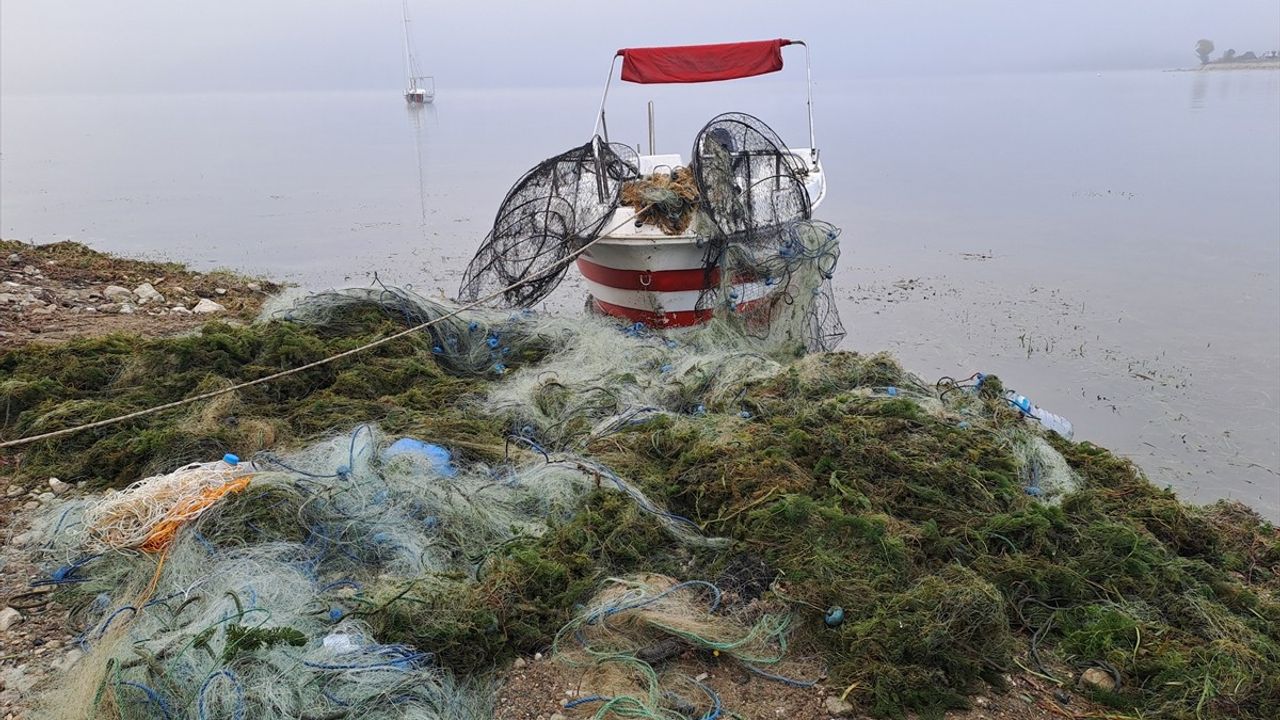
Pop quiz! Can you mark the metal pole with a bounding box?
[591,55,621,142]
[791,40,817,160]
[647,100,655,155]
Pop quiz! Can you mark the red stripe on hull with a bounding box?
[577,258,717,292]
[591,296,770,328]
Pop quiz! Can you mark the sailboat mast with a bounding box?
[401,0,415,89]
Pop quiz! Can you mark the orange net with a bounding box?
[137,475,251,553]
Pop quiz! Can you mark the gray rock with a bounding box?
[824,695,855,717]
[103,285,133,301]
[247,282,262,292]
[133,282,165,305]
[215,287,228,295]
[22,265,37,274]
[6,252,20,263]
[117,302,138,315]
[22,500,39,511]
[10,532,32,548]
[52,649,85,673]
[192,298,226,314]
[171,305,192,316]
[513,657,526,669]
[0,607,22,632]
[5,484,24,498]
[48,477,70,494]
[1,664,36,693]
[0,293,16,304]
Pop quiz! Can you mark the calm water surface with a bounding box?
[3,70,1278,517]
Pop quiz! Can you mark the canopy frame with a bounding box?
[590,40,816,159]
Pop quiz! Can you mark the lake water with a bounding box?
[3,70,1278,518]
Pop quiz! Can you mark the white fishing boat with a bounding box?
[578,39,825,327]
[401,0,434,104]
[458,38,842,349]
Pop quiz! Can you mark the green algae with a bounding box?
[3,319,1277,719]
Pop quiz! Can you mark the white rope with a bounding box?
[0,207,649,450]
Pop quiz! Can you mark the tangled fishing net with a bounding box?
[549,574,813,719]
[28,423,727,720]
[83,459,250,553]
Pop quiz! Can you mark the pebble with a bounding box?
[51,649,84,674]
[117,302,138,315]
[1080,667,1117,692]
[513,657,526,669]
[6,252,20,263]
[133,282,165,305]
[215,287,228,295]
[247,282,261,292]
[824,695,854,717]
[22,501,39,511]
[192,298,227,314]
[103,285,133,301]
[48,477,70,494]
[5,485,23,499]
[0,607,22,632]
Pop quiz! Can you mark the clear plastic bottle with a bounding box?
[1004,391,1074,440]
[1030,407,1074,440]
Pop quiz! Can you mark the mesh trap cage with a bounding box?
[457,140,640,308]
[689,113,844,352]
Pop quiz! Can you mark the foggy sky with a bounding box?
[2,1,1279,95]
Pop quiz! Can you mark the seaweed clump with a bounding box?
[3,306,1278,719]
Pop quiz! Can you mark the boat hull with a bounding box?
[579,206,778,328]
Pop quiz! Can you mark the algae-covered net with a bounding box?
[9,288,1279,718]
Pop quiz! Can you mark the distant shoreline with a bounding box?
[1168,59,1280,72]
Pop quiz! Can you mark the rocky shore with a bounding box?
[0,240,278,349]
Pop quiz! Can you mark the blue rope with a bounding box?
[563,694,610,709]
[197,670,246,720]
[692,679,723,720]
[117,681,174,720]
[95,605,138,638]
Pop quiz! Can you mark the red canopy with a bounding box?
[618,39,793,84]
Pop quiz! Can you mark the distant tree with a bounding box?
[1223,49,1237,62]
[1240,51,1257,60]
[1196,39,1214,64]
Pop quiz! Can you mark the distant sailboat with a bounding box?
[402,0,434,104]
